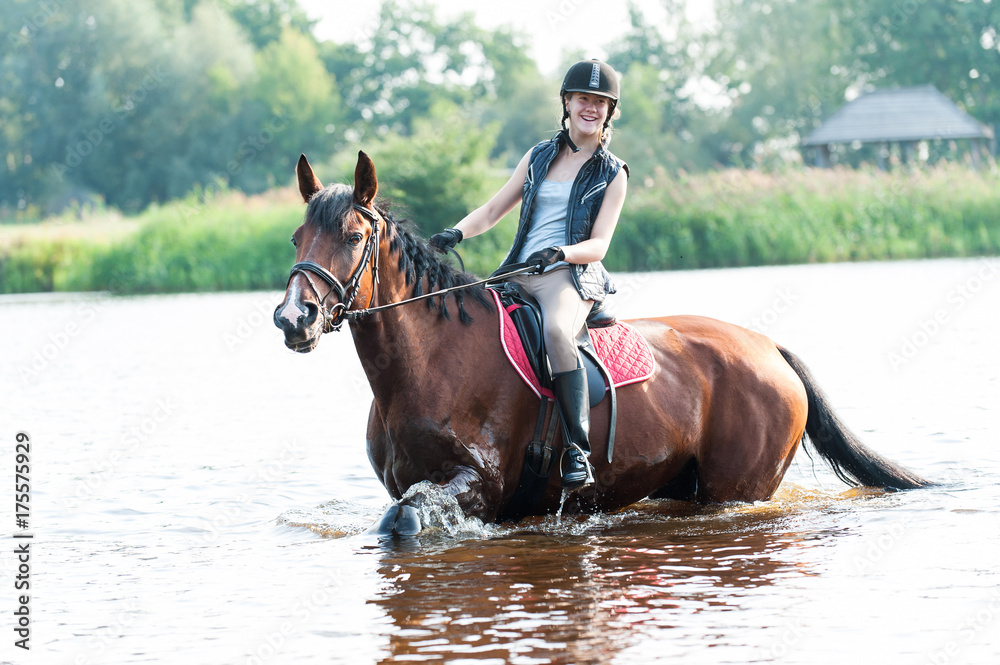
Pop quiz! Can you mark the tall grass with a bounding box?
[0,189,303,294]
[85,193,303,294]
[1,166,997,295]
[606,165,1000,271]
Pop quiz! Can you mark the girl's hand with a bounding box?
[429,228,463,253]
[525,246,565,272]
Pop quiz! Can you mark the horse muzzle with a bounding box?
[273,297,323,352]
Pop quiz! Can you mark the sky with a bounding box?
[297,0,712,76]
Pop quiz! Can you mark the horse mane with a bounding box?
[307,185,492,324]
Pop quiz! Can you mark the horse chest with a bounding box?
[370,415,492,492]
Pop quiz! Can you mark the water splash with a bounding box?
[556,488,571,523]
[394,481,495,539]
[280,481,892,542]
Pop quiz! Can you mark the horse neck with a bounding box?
[348,243,493,402]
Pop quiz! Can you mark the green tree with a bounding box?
[333,100,499,234]
[1,0,192,212]
[848,0,1000,131]
[231,28,342,193]
[477,25,553,164]
[604,2,723,174]
[0,0,343,214]
[318,0,541,146]
[700,0,999,167]
[220,0,316,49]
[703,0,856,167]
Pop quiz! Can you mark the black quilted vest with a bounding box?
[497,134,628,303]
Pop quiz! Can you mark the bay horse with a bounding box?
[273,151,929,534]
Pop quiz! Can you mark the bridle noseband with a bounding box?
[286,203,381,332]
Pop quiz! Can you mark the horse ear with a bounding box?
[353,150,378,207]
[296,154,323,203]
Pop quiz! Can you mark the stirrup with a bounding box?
[559,444,594,491]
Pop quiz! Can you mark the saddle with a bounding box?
[492,282,618,406]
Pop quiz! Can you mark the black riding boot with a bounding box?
[553,367,594,491]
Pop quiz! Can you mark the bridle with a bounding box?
[286,203,382,333]
[285,202,539,334]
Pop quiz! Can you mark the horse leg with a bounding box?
[373,503,422,536]
[650,457,700,501]
[373,464,496,536]
[366,402,506,535]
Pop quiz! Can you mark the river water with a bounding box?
[1,257,998,665]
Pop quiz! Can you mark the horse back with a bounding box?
[627,314,799,376]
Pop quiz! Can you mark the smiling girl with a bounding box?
[430,59,629,491]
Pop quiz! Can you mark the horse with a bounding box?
[273,150,930,534]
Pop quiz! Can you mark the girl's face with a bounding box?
[565,92,611,136]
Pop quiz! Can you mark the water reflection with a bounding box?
[370,500,825,664]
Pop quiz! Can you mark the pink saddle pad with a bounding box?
[490,290,655,399]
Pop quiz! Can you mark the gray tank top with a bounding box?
[517,179,572,269]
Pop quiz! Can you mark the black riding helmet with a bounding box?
[559,59,620,150]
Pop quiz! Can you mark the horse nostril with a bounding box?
[303,301,319,327]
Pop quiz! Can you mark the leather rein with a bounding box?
[286,203,536,333]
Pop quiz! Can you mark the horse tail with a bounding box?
[777,345,932,490]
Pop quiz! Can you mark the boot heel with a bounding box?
[560,444,594,491]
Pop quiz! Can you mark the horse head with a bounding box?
[273,151,381,352]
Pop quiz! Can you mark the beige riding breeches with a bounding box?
[509,266,593,375]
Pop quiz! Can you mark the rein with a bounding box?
[341,263,537,322]
[286,203,537,333]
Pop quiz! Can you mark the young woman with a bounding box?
[430,59,629,491]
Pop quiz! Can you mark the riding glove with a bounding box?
[525,246,566,272]
[429,227,463,253]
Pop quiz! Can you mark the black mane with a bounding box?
[306,186,492,324]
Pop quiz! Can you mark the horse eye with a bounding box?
[290,237,297,247]
[348,233,364,246]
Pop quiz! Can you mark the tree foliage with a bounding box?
[705,0,1000,166]
[330,100,500,233]
[1,0,542,218]
[848,0,1000,127]
[2,0,997,219]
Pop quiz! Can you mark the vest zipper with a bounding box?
[580,181,607,204]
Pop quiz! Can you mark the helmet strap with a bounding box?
[562,116,580,152]
[560,100,581,153]
[562,128,581,153]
